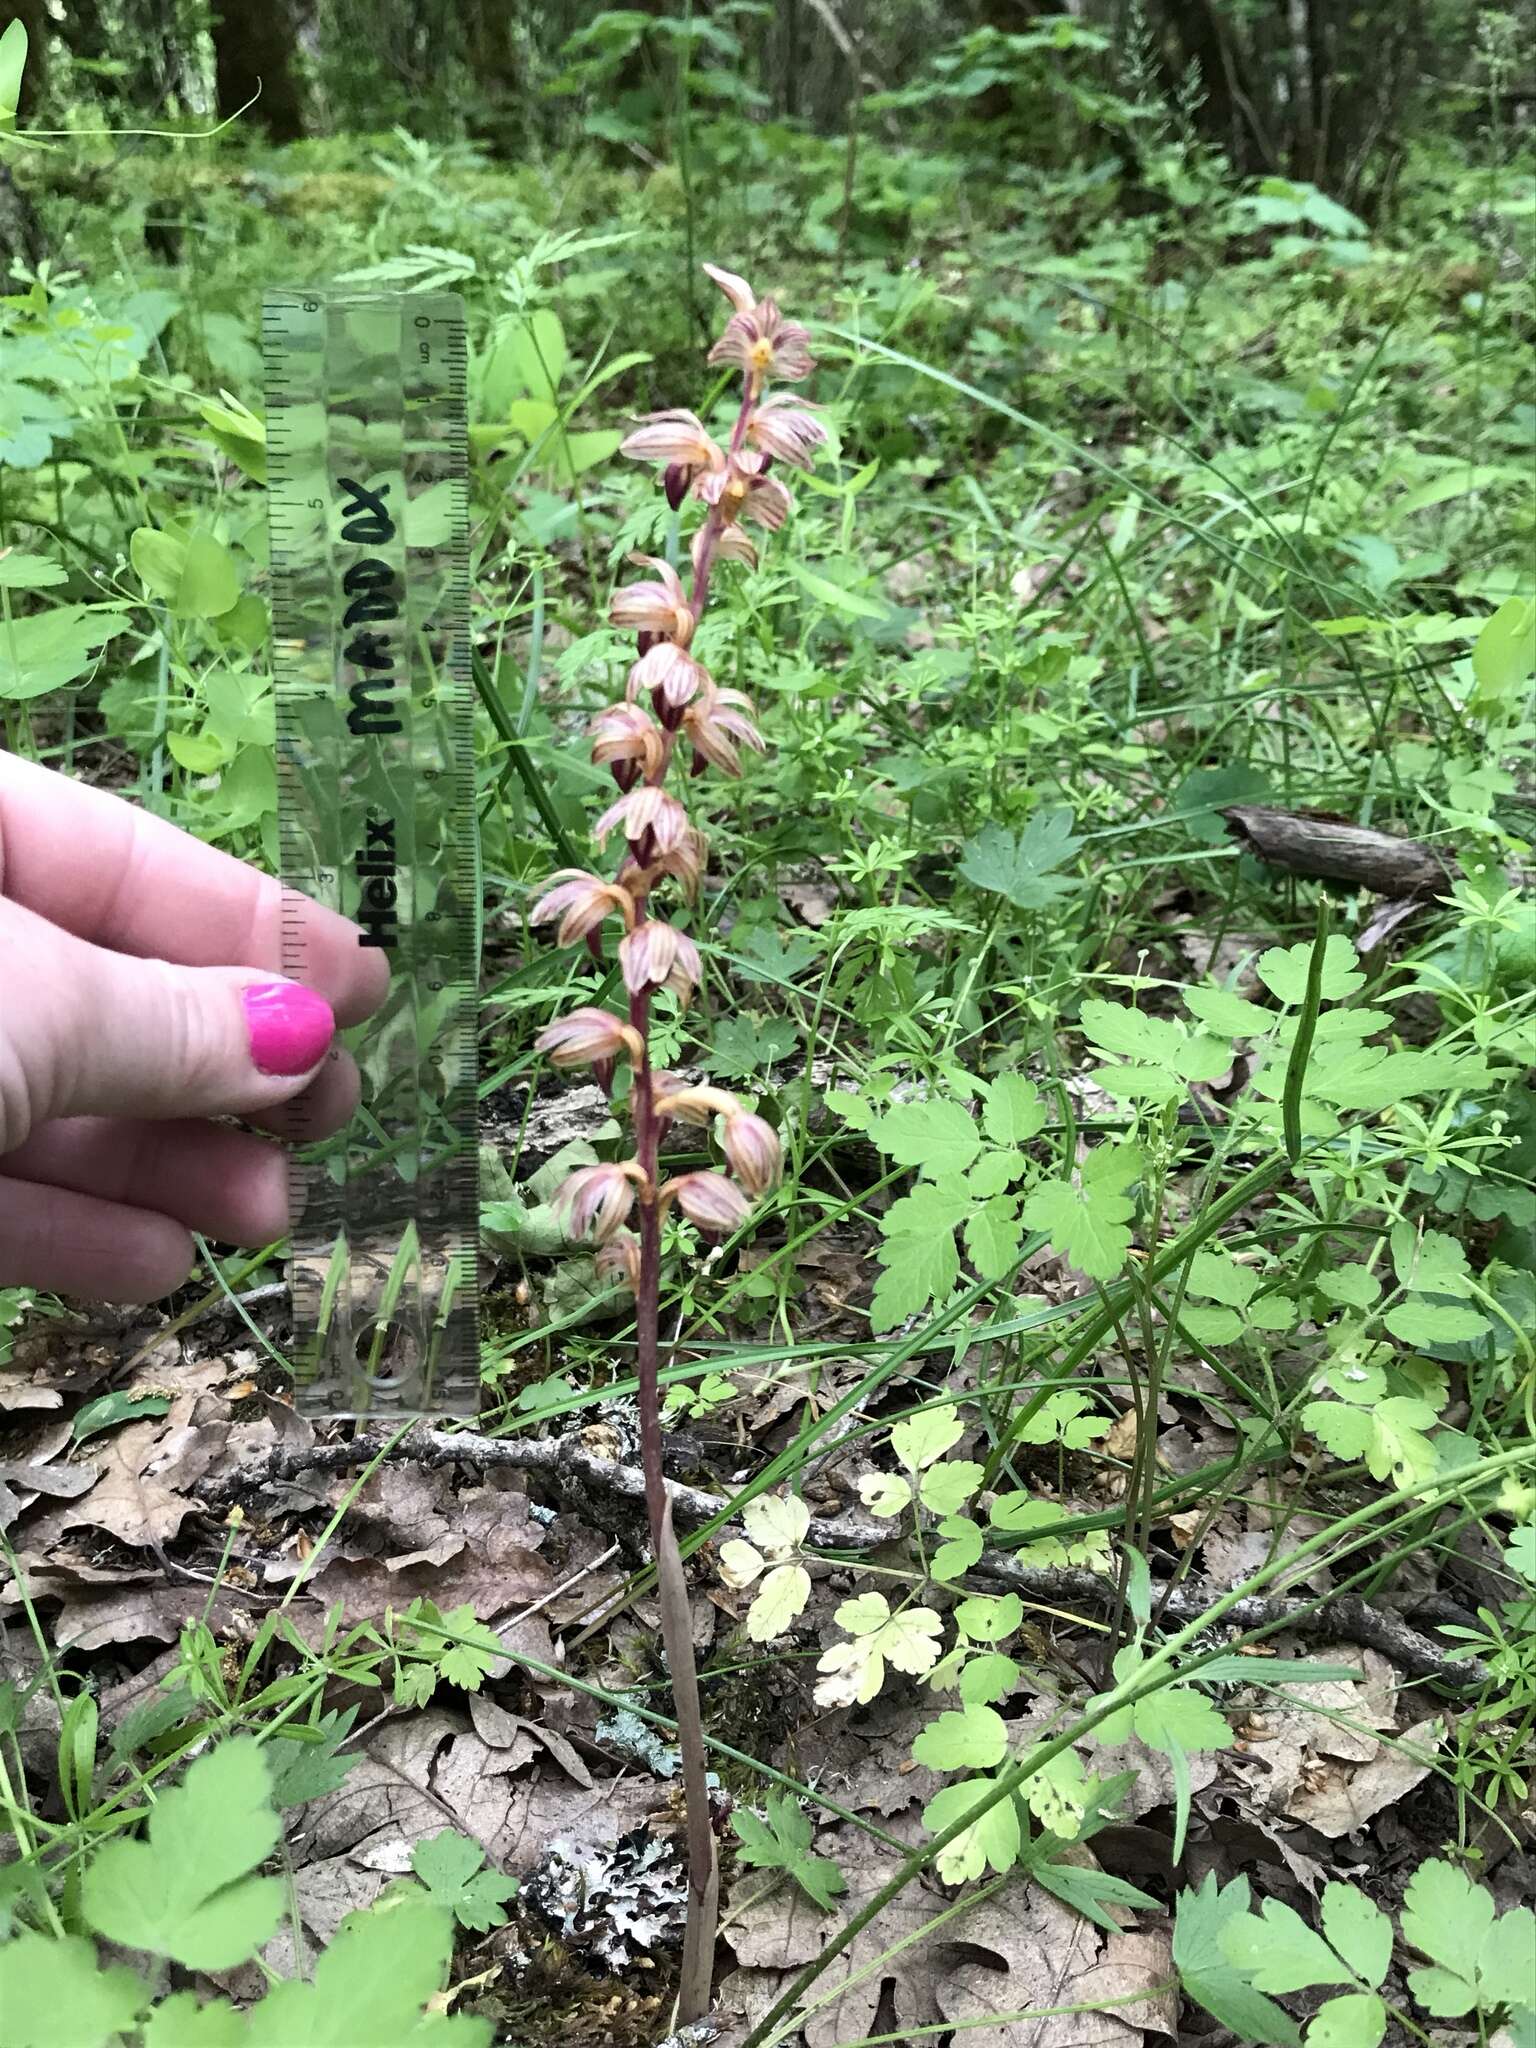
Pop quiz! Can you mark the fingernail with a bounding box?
[242,981,335,1077]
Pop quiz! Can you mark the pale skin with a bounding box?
[0,755,388,1302]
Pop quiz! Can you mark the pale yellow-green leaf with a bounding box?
[878,1604,945,1675]
[743,1491,811,1561]
[718,1539,764,1590]
[891,1404,965,1472]
[835,1590,892,1636]
[814,1636,882,1708]
[746,1563,811,1642]
[858,1472,912,1517]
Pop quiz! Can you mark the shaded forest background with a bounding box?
[7,0,1533,214]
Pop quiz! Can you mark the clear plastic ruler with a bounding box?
[262,290,479,1417]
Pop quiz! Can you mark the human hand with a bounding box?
[0,755,388,1302]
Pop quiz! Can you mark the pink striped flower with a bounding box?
[609,556,695,643]
[619,409,723,470]
[627,639,707,712]
[536,1006,643,1070]
[693,522,757,576]
[530,869,634,946]
[747,396,827,469]
[555,1162,640,1243]
[724,1111,782,1195]
[685,685,764,778]
[620,409,726,511]
[647,824,709,901]
[740,473,793,532]
[665,1171,752,1236]
[593,782,690,853]
[618,920,702,1001]
[703,262,756,314]
[708,297,814,386]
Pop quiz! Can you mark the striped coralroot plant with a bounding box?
[530,263,826,2022]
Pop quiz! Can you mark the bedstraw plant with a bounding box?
[530,263,826,2022]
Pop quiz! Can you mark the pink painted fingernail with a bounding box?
[242,981,335,1077]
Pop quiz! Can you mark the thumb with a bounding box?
[0,899,336,1150]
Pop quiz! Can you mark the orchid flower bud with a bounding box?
[694,522,757,576]
[593,782,690,853]
[609,555,695,643]
[702,262,756,313]
[648,825,708,901]
[530,869,634,947]
[555,1161,642,1243]
[536,1007,643,1070]
[590,701,666,784]
[740,473,793,532]
[619,409,724,472]
[596,1233,642,1292]
[724,1111,782,1195]
[663,1171,752,1236]
[656,1084,743,1127]
[627,639,707,713]
[685,685,764,778]
[619,920,702,1002]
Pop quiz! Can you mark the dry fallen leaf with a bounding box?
[933,1890,1142,2048]
[1285,1717,1444,1837]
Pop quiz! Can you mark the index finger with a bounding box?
[0,755,390,1026]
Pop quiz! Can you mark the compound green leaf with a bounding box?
[982,1072,1045,1145]
[1174,1875,1302,2048]
[892,1405,965,1472]
[141,1992,243,2047]
[1221,1896,1354,1993]
[1306,1991,1387,2048]
[1320,1884,1391,1989]
[243,1900,490,2046]
[1022,1142,1141,1281]
[1134,1686,1234,1754]
[913,1702,1008,1770]
[0,605,132,700]
[0,1932,144,2048]
[874,1098,981,1176]
[1186,1249,1261,1307]
[1256,935,1364,1006]
[957,809,1081,910]
[918,1459,984,1514]
[409,1831,516,1933]
[931,1513,985,1580]
[732,1794,846,1911]
[81,1738,282,1970]
[922,1775,1022,1884]
[1383,1300,1490,1347]
[0,549,67,589]
[958,1652,1019,1705]
[964,1193,1023,1278]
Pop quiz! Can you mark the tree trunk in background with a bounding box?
[212,0,305,140]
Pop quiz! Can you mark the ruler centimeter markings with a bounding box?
[263,290,479,1418]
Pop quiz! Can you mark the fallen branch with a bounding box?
[206,1428,1488,1687]
[1220,804,1455,898]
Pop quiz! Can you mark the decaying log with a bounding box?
[208,1427,1488,1688]
[1221,805,1456,898]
